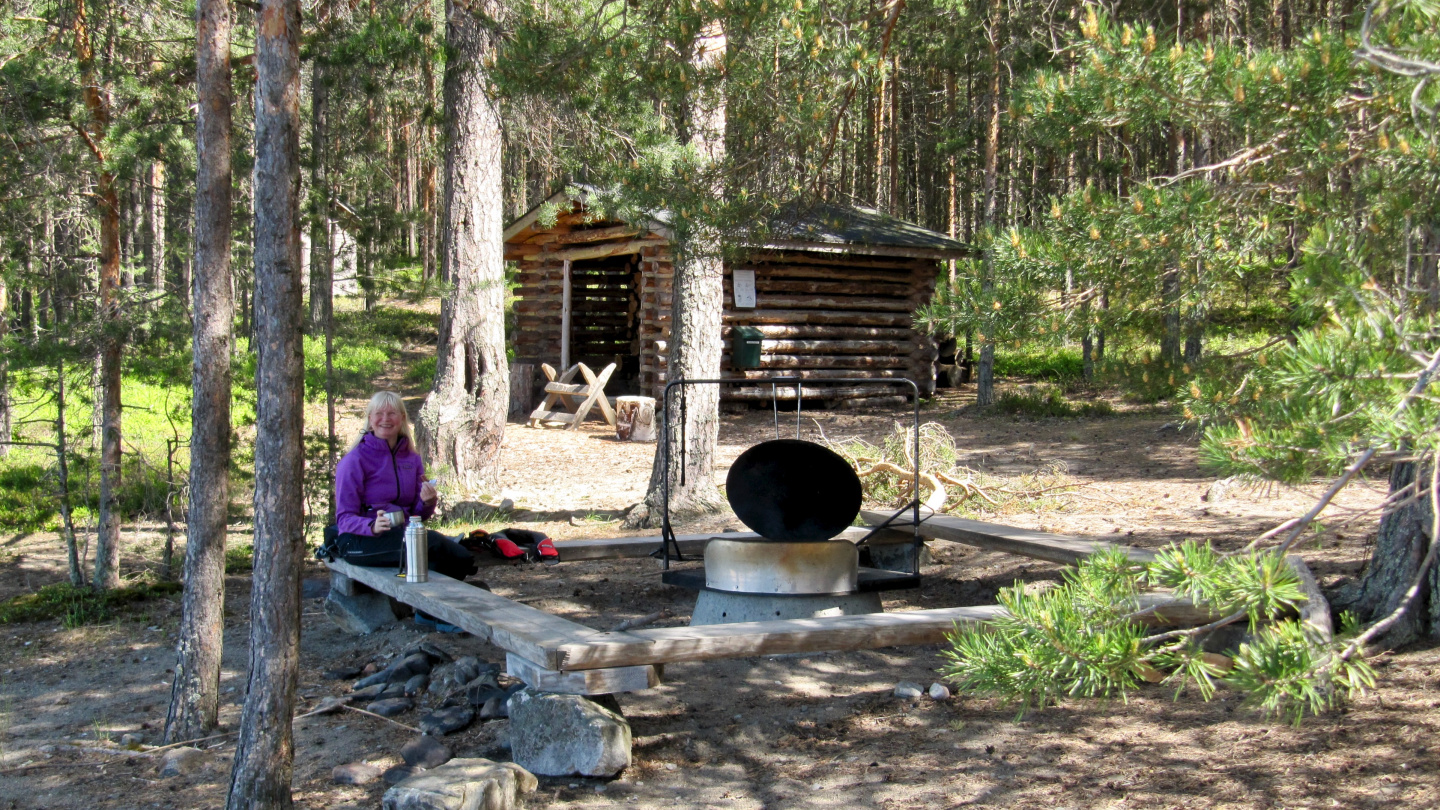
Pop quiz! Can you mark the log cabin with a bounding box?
[504,189,970,405]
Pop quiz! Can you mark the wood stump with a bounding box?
[509,362,535,417]
[615,396,656,442]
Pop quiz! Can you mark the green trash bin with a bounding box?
[732,326,764,369]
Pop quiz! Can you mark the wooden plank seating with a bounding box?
[863,510,1158,565]
[323,513,1208,693]
[528,361,618,429]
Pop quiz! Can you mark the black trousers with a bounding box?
[335,528,478,581]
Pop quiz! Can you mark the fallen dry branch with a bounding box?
[341,704,422,734]
[612,609,672,632]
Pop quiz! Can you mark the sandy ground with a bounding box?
[0,386,1435,808]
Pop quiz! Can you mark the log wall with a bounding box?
[511,218,939,405]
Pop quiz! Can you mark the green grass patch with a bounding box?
[0,581,182,628]
[225,544,254,574]
[0,464,59,531]
[993,384,1114,419]
[994,344,1085,384]
[405,356,438,388]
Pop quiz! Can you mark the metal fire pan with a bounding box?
[724,439,862,542]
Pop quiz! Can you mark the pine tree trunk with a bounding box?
[54,363,84,587]
[1335,461,1440,648]
[71,0,125,590]
[1160,267,1182,365]
[416,0,508,492]
[0,272,9,458]
[150,158,167,297]
[167,0,232,744]
[630,22,728,529]
[975,0,1002,408]
[226,0,304,805]
[307,29,331,332]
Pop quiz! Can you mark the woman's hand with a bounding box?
[373,512,393,534]
[420,480,439,505]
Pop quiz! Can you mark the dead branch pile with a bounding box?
[819,421,1078,516]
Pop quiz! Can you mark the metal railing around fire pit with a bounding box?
[657,376,926,575]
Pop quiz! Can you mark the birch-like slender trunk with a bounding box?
[226,0,305,805]
[167,0,233,745]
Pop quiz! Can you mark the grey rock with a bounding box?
[355,653,435,691]
[453,656,483,683]
[464,676,502,706]
[367,698,414,717]
[325,591,398,635]
[382,758,537,810]
[507,689,632,777]
[402,735,453,768]
[354,669,392,690]
[893,682,924,699]
[404,673,430,697]
[384,764,425,785]
[120,732,144,747]
[479,695,508,720]
[158,747,206,778]
[428,657,488,695]
[427,663,461,695]
[396,653,436,678]
[324,665,364,681]
[418,706,474,736]
[350,682,387,701]
[333,762,384,785]
[402,641,454,665]
[380,682,408,701]
[928,682,951,700]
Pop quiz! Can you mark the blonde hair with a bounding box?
[351,390,414,451]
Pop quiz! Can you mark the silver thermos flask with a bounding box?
[404,516,428,583]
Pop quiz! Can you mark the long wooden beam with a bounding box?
[554,605,1007,670]
[863,511,1157,565]
[327,560,644,669]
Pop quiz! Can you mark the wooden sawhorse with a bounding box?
[527,362,617,429]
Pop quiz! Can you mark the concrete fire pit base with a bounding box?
[690,590,883,625]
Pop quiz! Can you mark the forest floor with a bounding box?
[2,331,1439,808]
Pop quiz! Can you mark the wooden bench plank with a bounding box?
[326,560,644,669]
[552,591,1215,670]
[863,511,1156,565]
[505,653,660,695]
[555,605,1007,670]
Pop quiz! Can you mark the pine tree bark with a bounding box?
[226,0,304,805]
[73,0,125,591]
[416,0,508,491]
[975,0,1002,408]
[1335,461,1440,647]
[150,158,167,297]
[307,19,331,332]
[0,272,9,458]
[630,22,728,529]
[167,0,232,745]
[54,363,84,586]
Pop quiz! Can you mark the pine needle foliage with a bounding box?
[942,545,1376,723]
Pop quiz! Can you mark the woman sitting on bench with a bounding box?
[333,391,478,628]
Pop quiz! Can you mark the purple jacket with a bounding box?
[335,432,435,536]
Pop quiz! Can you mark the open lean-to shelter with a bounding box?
[504,189,971,405]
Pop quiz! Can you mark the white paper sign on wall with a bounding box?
[733,269,757,308]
